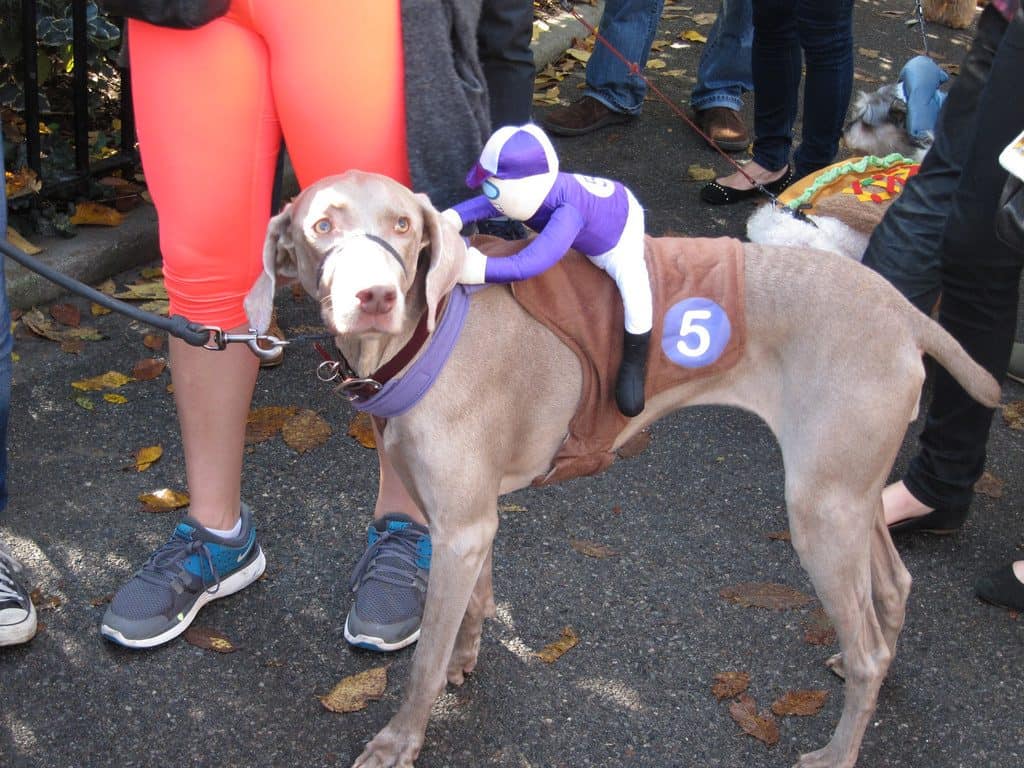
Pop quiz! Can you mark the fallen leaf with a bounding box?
[103,393,128,404]
[974,471,1004,499]
[143,333,165,351]
[139,488,190,512]
[565,47,591,63]
[570,539,617,558]
[22,309,103,343]
[766,530,791,542]
[711,671,750,700]
[687,164,717,181]
[6,225,42,254]
[95,279,117,296]
[691,12,718,25]
[647,58,667,69]
[535,626,579,663]
[802,606,836,646]
[616,428,651,459]
[5,166,41,198]
[857,47,880,59]
[70,201,123,227]
[771,689,828,717]
[498,502,528,513]
[132,357,166,381]
[29,588,61,610]
[138,299,170,316]
[74,396,94,410]
[49,303,81,327]
[1002,401,1024,431]
[140,266,164,280]
[719,582,815,610]
[282,409,332,453]
[728,693,780,746]
[60,339,84,355]
[245,405,298,444]
[348,411,377,449]
[184,625,238,653]
[89,593,112,607]
[134,445,163,472]
[680,29,707,43]
[71,370,132,391]
[320,666,388,713]
[114,282,168,302]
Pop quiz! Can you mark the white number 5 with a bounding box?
[676,309,712,358]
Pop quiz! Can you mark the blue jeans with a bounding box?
[583,0,665,115]
[690,0,753,112]
[750,0,853,178]
[862,6,1024,512]
[0,141,11,516]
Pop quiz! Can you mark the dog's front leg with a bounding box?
[352,516,498,768]
[448,544,496,685]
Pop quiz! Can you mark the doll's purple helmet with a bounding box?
[466,123,560,188]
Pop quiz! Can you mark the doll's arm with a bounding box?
[445,195,500,230]
[461,205,585,284]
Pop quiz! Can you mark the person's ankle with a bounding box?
[882,481,933,526]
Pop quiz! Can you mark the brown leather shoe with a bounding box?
[540,96,633,137]
[694,107,750,152]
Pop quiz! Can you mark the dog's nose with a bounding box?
[356,286,397,316]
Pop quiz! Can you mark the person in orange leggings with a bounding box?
[99,0,489,651]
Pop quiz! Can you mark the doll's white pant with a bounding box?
[589,189,652,334]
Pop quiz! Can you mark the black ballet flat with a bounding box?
[974,563,1024,612]
[887,506,969,536]
[700,165,795,205]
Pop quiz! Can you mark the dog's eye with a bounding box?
[395,216,410,234]
[313,218,332,234]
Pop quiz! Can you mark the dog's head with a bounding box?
[244,170,466,338]
[843,84,931,162]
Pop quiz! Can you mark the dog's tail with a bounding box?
[910,311,1002,408]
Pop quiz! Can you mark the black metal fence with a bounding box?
[13,0,136,197]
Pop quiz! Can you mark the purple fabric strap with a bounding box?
[351,283,476,418]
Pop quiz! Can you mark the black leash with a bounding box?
[0,237,293,359]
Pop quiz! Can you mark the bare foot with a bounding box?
[715,160,788,191]
[881,480,934,526]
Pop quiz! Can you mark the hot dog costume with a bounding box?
[446,123,652,416]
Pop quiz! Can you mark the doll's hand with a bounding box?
[441,208,462,231]
[459,246,488,284]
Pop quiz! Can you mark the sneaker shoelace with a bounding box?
[0,546,29,608]
[137,534,222,596]
[349,527,425,592]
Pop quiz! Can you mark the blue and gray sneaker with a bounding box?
[100,503,266,649]
[0,543,37,647]
[344,513,431,652]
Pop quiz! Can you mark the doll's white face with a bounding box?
[482,172,557,220]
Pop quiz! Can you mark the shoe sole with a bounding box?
[99,547,266,649]
[1007,371,1024,385]
[343,615,420,652]
[0,601,38,646]
[705,136,750,153]
[541,113,633,137]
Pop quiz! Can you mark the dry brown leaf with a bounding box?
[29,588,62,611]
[7,225,42,255]
[320,666,388,713]
[719,582,814,610]
[687,164,717,181]
[282,409,332,453]
[1002,400,1024,431]
[70,201,123,227]
[95,279,117,296]
[140,266,164,280]
[143,333,166,351]
[802,606,836,647]
[104,393,128,404]
[647,58,667,69]
[89,593,112,607]
[132,357,167,381]
[49,303,81,327]
[766,530,791,541]
[139,488,190,512]
[857,47,880,59]
[771,689,828,717]
[691,12,718,25]
[974,471,1004,499]
[114,282,168,302]
[348,411,377,449]
[60,338,84,355]
[570,539,617,559]
[535,626,579,663]
[711,671,750,701]
[498,502,528,513]
[616,428,651,459]
[134,445,163,472]
[680,29,707,43]
[728,693,780,746]
[22,309,102,343]
[245,405,298,444]
[5,166,41,199]
[184,625,238,654]
[71,370,132,391]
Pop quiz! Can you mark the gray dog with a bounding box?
[244,171,1000,768]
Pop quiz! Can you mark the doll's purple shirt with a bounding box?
[451,173,630,282]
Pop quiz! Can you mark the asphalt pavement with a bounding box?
[2,2,1022,767]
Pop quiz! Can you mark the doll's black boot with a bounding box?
[615,330,650,417]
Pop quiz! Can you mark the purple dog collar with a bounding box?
[350,284,476,418]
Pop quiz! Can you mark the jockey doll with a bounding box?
[443,123,652,417]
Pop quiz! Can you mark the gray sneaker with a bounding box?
[344,513,431,651]
[1008,342,1024,385]
[100,503,266,649]
[0,543,37,647]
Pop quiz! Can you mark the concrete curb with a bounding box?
[3,2,601,310]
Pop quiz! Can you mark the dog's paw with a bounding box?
[447,640,481,686]
[825,652,846,680]
[795,743,858,768]
[352,727,421,768]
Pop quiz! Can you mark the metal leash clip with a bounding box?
[337,377,383,401]
[201,327,290,361]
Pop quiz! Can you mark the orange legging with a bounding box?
[129,1,411,328]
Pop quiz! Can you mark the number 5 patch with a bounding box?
[661,297,731,368]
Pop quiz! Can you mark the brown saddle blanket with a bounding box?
[473,234,747,485]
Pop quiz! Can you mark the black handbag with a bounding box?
[99,0,230,29]
[996,175,1024,255]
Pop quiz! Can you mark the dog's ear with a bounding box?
[244,204,297,332]
[417,192,466,332]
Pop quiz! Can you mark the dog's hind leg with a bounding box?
[448,544,497,685]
